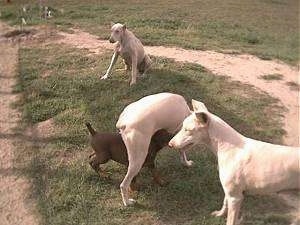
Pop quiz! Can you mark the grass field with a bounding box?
[1,0,297,224]
[0,0,299,64]
[12,43,290,225]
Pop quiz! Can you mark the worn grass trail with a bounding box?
[0,22,39,225]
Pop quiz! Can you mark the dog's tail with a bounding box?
[86,122,96,136]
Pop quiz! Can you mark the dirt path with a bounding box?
[56,29,299,147]
[0,22,39,225]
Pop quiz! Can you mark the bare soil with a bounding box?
[0,22,39,225]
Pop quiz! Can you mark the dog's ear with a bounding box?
[191,99,208,112]
[195,112,209,127]
[122,24,127,31]
[110,22,115,27]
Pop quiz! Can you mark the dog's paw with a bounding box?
[185,160,194,167]
[211,209,226,217]
[100,74,108,80]
[123,198,136,206]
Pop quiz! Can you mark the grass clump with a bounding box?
[259,74,284,81]
[286,81,299,91]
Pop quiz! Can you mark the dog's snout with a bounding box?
[168,141,174,148]
[109,37,115,43]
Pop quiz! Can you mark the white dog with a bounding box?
[116,93,193,206]
[101,23,151,86]
[169,99,300,225]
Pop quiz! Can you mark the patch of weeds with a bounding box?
[2,28,35,38]
[0,11,14,19]
[286,81,299,91]
[131,18,184,30]
[244,33,261,44]
[259,74,284,81]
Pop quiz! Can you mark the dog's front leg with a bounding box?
[101,52,119,79]
[180,150,194,167]
[211,196,227,217]
[226,195,243,225]
[130,55,138,86]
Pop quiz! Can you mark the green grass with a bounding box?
[259,73,284,81]
[13,44,290,225]
[1,0,299,64]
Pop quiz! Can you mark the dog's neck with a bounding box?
[208,114,245,154]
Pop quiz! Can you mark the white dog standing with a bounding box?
[101,23,151,86]
[116,93,193,206]
[169,99,300,225]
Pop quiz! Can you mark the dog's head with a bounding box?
[169,100,210,149]
[109,22,126,43]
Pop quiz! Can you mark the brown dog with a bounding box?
[86,122,173,188]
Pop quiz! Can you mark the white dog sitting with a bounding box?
[116,92,193,206]
[169,99,300,225]
[101,23,151,86]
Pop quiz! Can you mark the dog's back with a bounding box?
[116,93,191,134]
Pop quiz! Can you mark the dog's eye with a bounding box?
[115,30,119,33]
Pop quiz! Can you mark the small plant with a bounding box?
[259,74,283,81]
[245,33,260,44]
[286,81,299,91]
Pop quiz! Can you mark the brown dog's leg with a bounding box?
[89,156,109,178]
[89,156,99,172]
[148,164,166,186]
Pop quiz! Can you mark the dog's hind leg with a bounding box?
[138,55,151,77]
[89,157,100,173]
[89,155,109,178]
[211,196,227,217]
[142,55,151,76]
[120,130,150,206]
[130,56,138,86]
